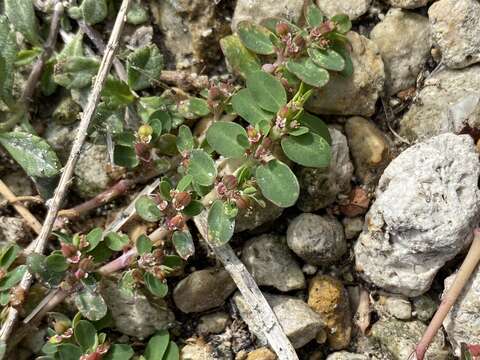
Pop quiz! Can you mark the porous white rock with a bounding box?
[316,0,371,20]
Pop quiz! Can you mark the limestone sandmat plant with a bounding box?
[0,1,357,359]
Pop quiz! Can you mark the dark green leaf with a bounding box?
[163,255,183,269]
[105,232,130,251]
[127,45,164,91]
[81,0,108,25]
[54,56,99,89]
[15,48,42,66]
[135,195,162,222]
[187,149,216,186]
[332,14,352,34]
[207,200,235,246]
[27,253,63,285]
[281,132,331,168]
[308,48,345,71]
[172,230,194,260]
[0,132,61,178]
[176,125,194,153]
[113,145,139,169]
[55,344,83,360]
[57,32,84,60]
[220,35,261,78]
[255,160,299,207]
[331,44,353,77]
[231,89,273,126]
[206,122,249,158]
[0,291,8,306]
[164,342,180,360]
[182,200,203,217]
[86,227,103,252]
[127,2,149,25]
[136,234,153,255]
[176,175,193,192]
[0,244,20,270]
[102,78,135,107]
[45,254,69,273]
[237,21,275,55]
[298,112,331,144]
[286,58,330,88]
[305,4,324,27]
[143,272,168,298]
[288,126,309,136]
[246,71,286,113]
[5,0,40,45]
[144,331,170,360]
[74,288,108,321]
[159,180,173,201]
[0,265,27,291]
[104,344,134,360]
[74,320,97,352]
[0,16,17,105]
[178,98,210,119]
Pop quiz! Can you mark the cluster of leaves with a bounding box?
[41,312,178,360]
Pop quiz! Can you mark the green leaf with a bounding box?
[0,244,20,270]
[126,2,149,25]
[74,288,108,321]
[0,16,17,105]
[176,125,194,153]
[86,227,103,252]
[231,89,273,126]
[74,320,98,352]
[176,175,193,192]
[0,132,61,178]
[207,200,235,246]
[256,160,299,207]
[172,230,194,260]
[54,56,99,89]
[164,342,180,360]
[15,47,42,66]
[182,200,203,217]
[332,44,353,77]
[135,195,162,222]
[288,126,310,136]
[0,265,27,291]
[206,122,249,158]
[127,45,164,91]
[281,132,331,168]
[246,71,286,113]
[305,4,324,27]
[58,32,84,60]
[80,0,108,25]
[178,98,210,119]
[55,344,83,360]
[144,331,170,360]
[45,254,69,273]
[143,272,168,298]
[332,14,352,34]
[220,35,261,78]
[159,180,173,201]
[187,149,216,187]
[5,0,40,45]
[104,344,134,360]
[308,48,345,72]
[298,112,331,145]
[286,58,330,88]
[237,21,275,55]
[136,234,153,255]
[113,145,139,169]
[105,232,130,251]
[102,78,135,107]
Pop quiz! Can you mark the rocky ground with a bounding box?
[2,0,480,359]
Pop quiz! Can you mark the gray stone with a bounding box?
[0,217,28,244]
[242,234,305,291]
[44,123,76,163]
[101,279,174,339]
[233,292,324,349]
[370,9,431,95]
[429,0,480,69]
[345,117,391,185]
[297,128,353,212]
[399,66,480,141]
[383,295,412,320]
[443,266,480,356]
[326,352,369,360]
[287,213,346,266]
[232,0,304,30]
[413,295,437,322]
[381,0,430,8]
[235,199,283,233]
[342,217,364,240]
[354,134,480,296]
[173,268,236,313]
[73,143,113,199]
[316,0,371,20]
[197,312,230,335]
[371,318,448,360]
[306,32,385,117]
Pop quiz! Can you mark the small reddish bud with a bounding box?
[294,35,306,49]
[222,175,238,190]
[60,243,77,258]
[216,182,227,196]
[167,214,185,230]
[277,105,289,119]
[235,196,250,209]
[0,268,7,280]
[209,86,222,101]
[276,22,290,36]
[78,257,93,272]
[80,353,102,360]
[247,126,261,144]
[173,191,191,210]
[74,269,87,280]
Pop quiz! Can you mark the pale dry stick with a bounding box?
[354,287,370,335]
[0,180,42,235]
[415,229,480,360]
[0,0,132,347]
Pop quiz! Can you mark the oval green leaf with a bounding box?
[144,272,168,298]
[113,145,139,169]
[74,288,108,321]
[231,89,273,126]
[286,58,330,88]
[105,232,130,251]
[308,48,345,71]
[45,254,69,273]
[55,344,83,360]
[246,71,287,113]
[332,14,352,34]
[0,265,27,291]
[237,21,275,55]
[219,35,261,78]
[176,125,194,154]
[255,160,299,208]
[172,230,195,260]
[74,320,97,352]
[207,200,235,246]
[305,4,324,27]
[206,122,249,158]
[86,227,103,252]
[104,344,134,360]
[164,341,180,360]
[332,44,354,77]
[136,234,153,255]
[281,132,331,168]
[187,149,217,187]
[135,195,162,222]
[298,112,331,145]
[144,330,170,360]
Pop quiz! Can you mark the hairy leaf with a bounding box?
[207,200,235,246]
[237,21,275,55]
[286,58,330,88]
[308,48,345,72]
[172,230,194,260]
[305,4,324,27]
[332,44,353,77]
[246,71,286,113]
[102,78,135,107]
[127,45,164,91]
[74,288,108,321]
[105,232,130,251]
[187,149,216,186]
[176,125,194,153]
[220,35,261,78]
[206,122,249,158]
[0,265,27,291]
[255,160,299,207]
[177,98,210,119]
[231,89,273,126]
[81,0,108,25]
[332,14,352,34]
[0,16,17,105]
[5,0,40,45]
[144,272,168,297]
[74,320,98,352]
[54,56,99,89]
[136,234,153,255]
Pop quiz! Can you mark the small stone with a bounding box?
[429,0,480,69]
[370,8,431,95]
[339,187,370,218]
[297,128,354,212]
[235,199,283,232]
[342,217,364,240]
[345,116,391,185]
[381,0,430,8]
[246,348,276,360]
[443,266,480,356]
[287,213,346,266]
[101,279,174,339]
[371,318,448,359]
[0,217,28,244]
[232,0,304,30]
[354,134,480,296]
[1,171,34,197]
[383,295,412,320]
[306,32,385,118]
[126,26,153,49]
[326,352,368,360]
[197,312,230,335]
[302,264,318,276]
[241,234,305,292]
[308,275,352,350]
[44,123,77,163]
[412,295,437,323]
[316,0,371,20]
[173,268,236,313]
[181,341,216,360]
[234,292,324,349]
